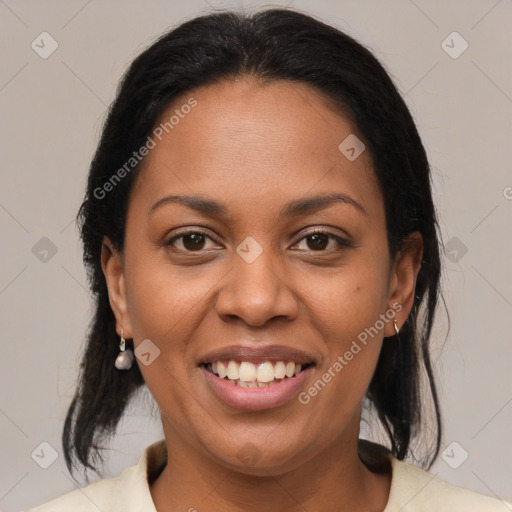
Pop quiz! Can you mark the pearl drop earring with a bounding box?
[115,328,134,370]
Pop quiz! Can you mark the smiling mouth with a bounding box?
[202,360,315,388]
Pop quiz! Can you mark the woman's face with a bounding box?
[102,77,421,474]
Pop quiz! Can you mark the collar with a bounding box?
[117,438,509,511]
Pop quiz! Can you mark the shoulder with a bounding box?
[25,439,166,512]
[25,463,142,512]
[26,473,119,512]
[386,456,512,511]
[358,439,511,511]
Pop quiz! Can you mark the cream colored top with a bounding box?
[27,439,511,511]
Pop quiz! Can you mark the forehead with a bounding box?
[130,77,382,219]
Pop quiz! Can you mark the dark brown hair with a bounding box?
[63,7,443,481]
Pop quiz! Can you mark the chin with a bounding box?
[207,439,310,477]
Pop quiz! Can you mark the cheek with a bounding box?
[123,244,214,340]
[121,256,208,418]
[297,251,389,410]
[303,252,389,344]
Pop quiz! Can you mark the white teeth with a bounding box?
[257,361,275,382]
[274,361,286,379]
[226,360,239,380]
[239,361,257,382]
[285,362,296,378]
[217,361,227,379]
[208,359,308,384]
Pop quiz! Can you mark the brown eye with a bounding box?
[181,233,206,251]
[293,229,351,253]
[306,233,329,251]
[165,230,218,252]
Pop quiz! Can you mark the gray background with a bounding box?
[1,0,511,510]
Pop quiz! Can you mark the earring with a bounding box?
[115,328,134,370]
[393,320,400,337]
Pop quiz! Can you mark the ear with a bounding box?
[100,236,133,338]
[384,231,423,337]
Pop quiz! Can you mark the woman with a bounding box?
[28,8,511,512]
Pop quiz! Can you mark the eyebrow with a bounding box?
[148,192,367,218]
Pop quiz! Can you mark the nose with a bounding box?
[215,247,298,328]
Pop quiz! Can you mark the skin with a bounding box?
[101,76,422,511]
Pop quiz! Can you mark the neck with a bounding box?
[149,424,391,512]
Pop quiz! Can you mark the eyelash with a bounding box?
[164,227,351,253]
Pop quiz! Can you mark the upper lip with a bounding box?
[198,344,318,366]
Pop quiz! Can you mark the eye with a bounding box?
[164,227,351,254]
[165,229,220,252]
[292,228,351,252]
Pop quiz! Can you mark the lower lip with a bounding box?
[200,365,314,411]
